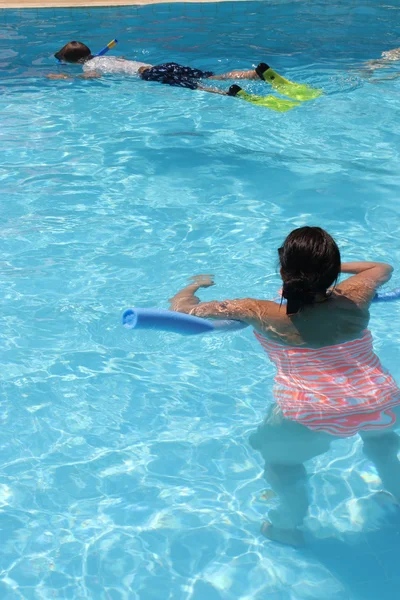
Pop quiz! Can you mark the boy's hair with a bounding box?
[54,41,92,63]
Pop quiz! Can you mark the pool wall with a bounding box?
[1,0,268,10]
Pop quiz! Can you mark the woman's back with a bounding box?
[256,288,370,349]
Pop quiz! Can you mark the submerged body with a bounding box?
[170,227,400,545]
[255,328,400,436]
[82,55,151,76]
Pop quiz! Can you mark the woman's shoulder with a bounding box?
[333,282,373,308]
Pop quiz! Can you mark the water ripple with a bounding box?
[1,1,400,599]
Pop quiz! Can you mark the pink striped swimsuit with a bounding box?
[254,330,400,437]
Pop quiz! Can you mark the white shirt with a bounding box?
[83,56,152,76]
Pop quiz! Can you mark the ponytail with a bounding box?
[282,277,316,315]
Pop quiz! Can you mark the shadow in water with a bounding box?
[304,509,400,600]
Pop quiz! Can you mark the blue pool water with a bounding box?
[1,1,400,598]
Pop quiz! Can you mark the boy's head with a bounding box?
[54,41,92,63]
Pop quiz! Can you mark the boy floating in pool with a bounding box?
[49,41,321,112]
[50,40,259,88]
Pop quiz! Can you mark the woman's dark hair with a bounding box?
[54,41,92,63]
[279,226,341,315]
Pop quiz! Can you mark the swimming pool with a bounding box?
[1,0,400,598]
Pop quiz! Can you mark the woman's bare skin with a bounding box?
[169,259,400,547]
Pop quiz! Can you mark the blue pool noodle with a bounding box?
[123,288,400,336]
[123,308,247,335]
[373,288,400,302]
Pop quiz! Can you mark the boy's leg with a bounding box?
[197,84,227,95]
[140,63,215,90]
[209,69,259,81]
[139,63,258,91]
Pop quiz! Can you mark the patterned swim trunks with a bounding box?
[139,62,214,90]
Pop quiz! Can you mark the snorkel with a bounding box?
[95,39,118,57]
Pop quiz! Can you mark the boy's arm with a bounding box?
[79,71,102,79]
[46,70,101,80]
[46,73,71,80]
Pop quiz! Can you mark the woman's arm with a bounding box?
[340,261,393,280]
[337,261,393,304]
[169,275,275,326]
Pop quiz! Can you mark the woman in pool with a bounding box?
[169,226,400,546]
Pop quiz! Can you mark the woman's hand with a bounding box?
[169,275,215,313]
[188,274,215,288]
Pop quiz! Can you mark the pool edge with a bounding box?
[0,0,252,8]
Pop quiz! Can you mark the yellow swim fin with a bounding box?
[255,62,322,101]
[228,85,299,112]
